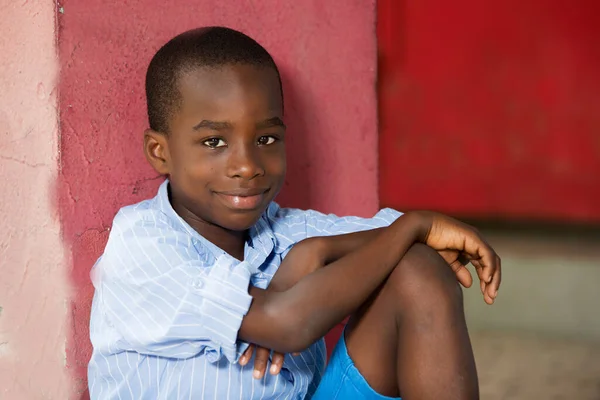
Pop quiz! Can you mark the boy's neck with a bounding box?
[169,196,247,261]
[196,223,246,261]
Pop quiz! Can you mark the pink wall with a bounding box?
[0,2,70,399]
[58,0,378,396]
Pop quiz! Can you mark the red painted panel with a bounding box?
[378,0,600,223]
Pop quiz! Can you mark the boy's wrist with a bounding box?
[390,211,430,244]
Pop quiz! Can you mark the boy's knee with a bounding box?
[385,244,462,309]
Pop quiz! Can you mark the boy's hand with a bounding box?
[239,344,300,378]
[411,211,502,304]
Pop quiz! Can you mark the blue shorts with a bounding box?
[312,331,402,400]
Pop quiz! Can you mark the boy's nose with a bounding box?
[226,146,265,180]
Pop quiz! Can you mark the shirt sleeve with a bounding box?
[95,209,253,363]
[272,204,403,239]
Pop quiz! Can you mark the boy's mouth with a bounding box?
[214,188,269,211]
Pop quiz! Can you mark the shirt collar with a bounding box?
[154,179,276,265]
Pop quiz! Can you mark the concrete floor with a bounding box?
[463,228,600,341]
[463,227,600,399]
[472,331,600,400]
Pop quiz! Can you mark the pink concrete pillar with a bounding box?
[0,2,69,399]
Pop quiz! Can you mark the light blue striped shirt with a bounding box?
[88,180,401,399]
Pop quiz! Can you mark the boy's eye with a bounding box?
[202,138,227,148]
[257,136,277,146]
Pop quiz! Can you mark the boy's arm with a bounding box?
[239,213,419,353]
[266,228,384,293]
[238,211,500,354]
[265,205,401,292]
[319,228,385,263]
[96,210,259,364]
[238,230,385,377]
[268,225,477,294]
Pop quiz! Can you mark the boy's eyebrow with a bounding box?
[193,120,233,131]
[192,117,286,131]
[256,117,286,130]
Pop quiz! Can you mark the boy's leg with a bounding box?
[344,243,479,399]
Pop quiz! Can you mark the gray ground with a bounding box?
[471,331,600,400]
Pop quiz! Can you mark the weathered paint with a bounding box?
[58,0,379,395]
[0,2,69,399]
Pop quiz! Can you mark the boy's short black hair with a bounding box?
[145,26,283,134]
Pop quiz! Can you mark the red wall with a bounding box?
[58,1,378,396]
[379,0,600,223]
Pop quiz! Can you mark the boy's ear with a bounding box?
[143,129,170,175]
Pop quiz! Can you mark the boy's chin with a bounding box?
[219,212,264,232]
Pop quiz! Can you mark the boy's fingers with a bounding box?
[484,291,494,305]
[480,254,501,304]
[470,259,486,295]
[495,255,502,292]
[450,260,472,288]
[465,233,496,283]
[487,257,502,299]
[240,344,254,366]
[483,256,501,296]
[253,347,270,379]
[478,244,498,284]
[483,270,497,303]
[438,249,459,265]
[269,352,285,375]
[451,227,499,304]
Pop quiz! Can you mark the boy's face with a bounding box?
[145,64,286,231]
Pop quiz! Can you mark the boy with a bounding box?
[88,27,501,399]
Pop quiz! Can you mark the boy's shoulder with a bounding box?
[266,202,368,229]
[264,202,329,231]
[97,190,211,281]
[265,202,310,222]
[266,202,402,242]
[110,181,184,236]
[110,197,173,236]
